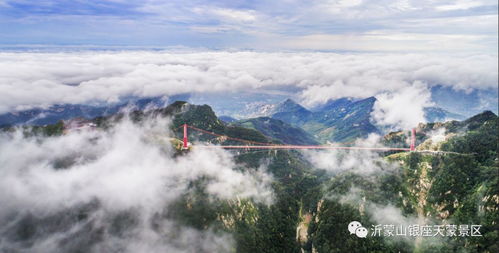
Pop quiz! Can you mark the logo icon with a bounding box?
[348,221,368,238]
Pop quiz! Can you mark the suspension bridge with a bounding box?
[177,124,417,152]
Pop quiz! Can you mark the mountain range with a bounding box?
[3,100,497,253]
[0,95,472,145]
[236,97,465,143]
[269,98,379,143]
[232,117,319,145]
[0,97,167,127]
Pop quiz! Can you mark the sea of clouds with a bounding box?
[0,116,273,252]
[0,51,497,129]
[0,50,494,251]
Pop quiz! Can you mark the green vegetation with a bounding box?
[233,117,319,145]
[307,113,498,253]
[272,97,379,143]
[5,102,497,253]
[166,106,497,252]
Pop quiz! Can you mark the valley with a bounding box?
[1,100,496,252]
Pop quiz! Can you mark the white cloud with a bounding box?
[0,51,496,115]
[372,81,433,130]
[302,134,398,174]
[276,32,496,52]
[1,0,496,53]
[369,204,420,227]
[321,0,364,14]
[435,0,490,11]
[0,116,273,252]
[207,8,257,23]
[428,128,447,144]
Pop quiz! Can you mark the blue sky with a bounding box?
[0,0,497,52]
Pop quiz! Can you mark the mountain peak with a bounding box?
[317,98,354,112]
[280,98,300,107]
[233,116,318,145]
[361,96,376,103]
[463,110,497,127]
[424,107,465,122]
[470,110,496,119]
[276,99,308,113]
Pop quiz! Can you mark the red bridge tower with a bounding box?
[410,128,416,151]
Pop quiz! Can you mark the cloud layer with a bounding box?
[0,116,273,252]
[1,51,497,116]
[372,81,433,129]
[302,134,399,174]
[2,51,497,129]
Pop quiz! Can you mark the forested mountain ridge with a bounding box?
[308,111,498,252]
[231,117,319,145]
[271,97,379,143]
[1,102,497,253]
